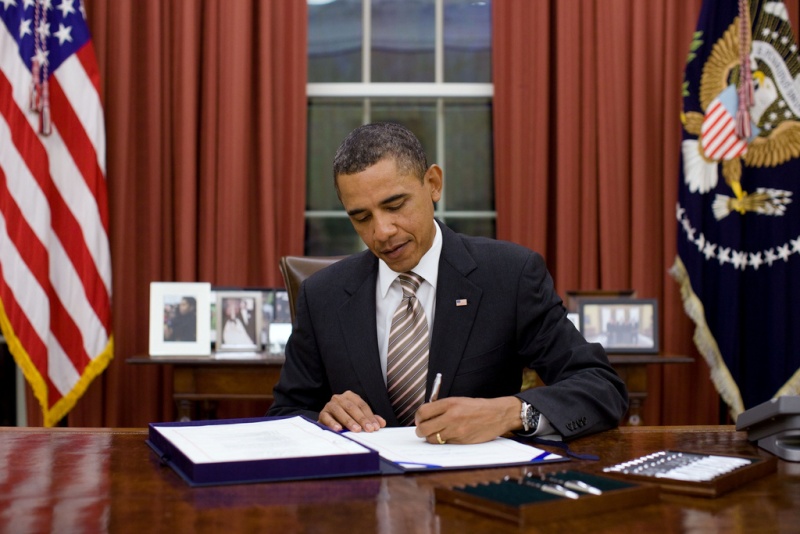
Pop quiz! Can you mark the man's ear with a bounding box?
[425,164,443,202]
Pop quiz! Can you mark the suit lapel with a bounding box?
[336,252,399,425]
[428,224,481,399]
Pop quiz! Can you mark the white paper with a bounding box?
[156,417,371,464]
[344,427,562,469]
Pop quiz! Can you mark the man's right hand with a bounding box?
[318,390,386,433]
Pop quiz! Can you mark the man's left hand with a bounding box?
[414,396,523,444]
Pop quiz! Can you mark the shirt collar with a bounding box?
[378,221,442,297]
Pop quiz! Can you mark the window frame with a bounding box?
[306,0,495,251]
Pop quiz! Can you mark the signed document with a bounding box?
[155,416,371,464]
[344,427,563,469]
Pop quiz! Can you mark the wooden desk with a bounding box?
[0,426,795,533]
[127,353,284,421]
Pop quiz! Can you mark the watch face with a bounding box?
[525,406,539,432]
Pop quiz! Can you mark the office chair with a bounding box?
[279,256,345,323]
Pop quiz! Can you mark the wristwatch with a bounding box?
[520,401,540,434]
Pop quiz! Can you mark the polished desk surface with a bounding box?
[0,425,796,533]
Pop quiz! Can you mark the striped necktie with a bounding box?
[386,272,430,426]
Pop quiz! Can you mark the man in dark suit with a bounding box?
[268,123,628,444]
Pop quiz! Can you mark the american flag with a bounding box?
[0,0,112,426]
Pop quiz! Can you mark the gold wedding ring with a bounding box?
[436,432,446,445]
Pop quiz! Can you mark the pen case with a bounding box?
[434,469,659,527]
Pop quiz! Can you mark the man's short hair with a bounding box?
[333,122,428,195]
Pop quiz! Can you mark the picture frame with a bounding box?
[215,291,263,352]
[149,282,212,356]
[262,289,292,355]
[578,298,659,354]
[564,290,636,312]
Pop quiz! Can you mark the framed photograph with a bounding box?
[261,289,292,355]
[149,282,212,356]
[579,298,659,354]
[215,291,263,352]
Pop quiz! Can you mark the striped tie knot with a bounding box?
[397,272,423,296]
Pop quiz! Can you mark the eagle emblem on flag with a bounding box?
[681,1,800,221]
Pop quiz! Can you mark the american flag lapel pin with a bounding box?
[455,299,468,307]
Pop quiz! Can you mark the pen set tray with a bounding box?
[600,450,777,498]
[434,470,659,526]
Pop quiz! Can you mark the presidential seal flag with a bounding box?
[672,0,800,417]
[0,0,112,426]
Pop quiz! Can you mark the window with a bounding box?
[306,0,494,255]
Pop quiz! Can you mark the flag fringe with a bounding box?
[669,255,746,418]
[44,337,114,427]
[0,297,114,427]
[775,367,800,398]
[0,297,50,419]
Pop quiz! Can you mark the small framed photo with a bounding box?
[216,291,263,352]
[579,298,659,354]
[261,289,292,354]
[149,282,212,356]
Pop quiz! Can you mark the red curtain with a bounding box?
[494,0,800,425]
[24,0,307,427]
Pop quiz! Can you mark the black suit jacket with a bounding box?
[269,223,628,440]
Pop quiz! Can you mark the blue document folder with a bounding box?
[147,416,568,487]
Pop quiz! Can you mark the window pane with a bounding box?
[307,100,364,211]
[372,0,435,82]
[444,218,495,238]
[305,218,364,256]
[308,0,363,82]
[371,100,437,167]
[444,0,492,82]
[443,99,493,210]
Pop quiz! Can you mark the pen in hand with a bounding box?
[428,372,442,402]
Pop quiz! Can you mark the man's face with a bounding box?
[337,158,442,273]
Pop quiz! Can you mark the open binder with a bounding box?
[147,416,567,486]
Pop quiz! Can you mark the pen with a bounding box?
[542,475,602,495]
[503,476,580,499]
[429,372,442,402]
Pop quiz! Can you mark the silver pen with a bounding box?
[429,372,442,402]
[504,476,580,499]
[543,475,603,495]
